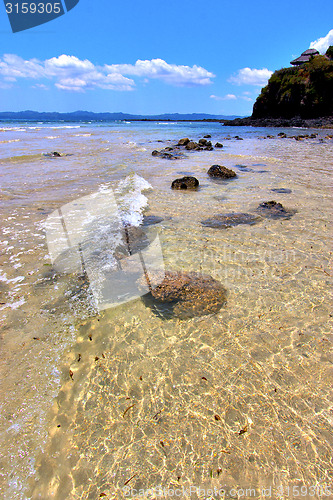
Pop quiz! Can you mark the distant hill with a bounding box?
[252,48,333,119]
[0,111,241,121]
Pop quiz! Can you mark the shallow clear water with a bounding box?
[0,121,332,499]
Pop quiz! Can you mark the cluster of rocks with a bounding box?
[258,132,320,140]
[221,116,333,129]
[171,164,237,190]
[152,148,186,160]
[151,135,225,160]
[130,136,298,320]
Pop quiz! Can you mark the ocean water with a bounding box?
[0,121,332,499]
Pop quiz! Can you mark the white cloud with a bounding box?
[0,54,214,92]
[229,68,273,86]
[105,58,215,86]
[0,54,45,81]
[210,94,237,101]
[32,83,49,90]
[310,29,333,54]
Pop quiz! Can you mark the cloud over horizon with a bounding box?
[210,94,237,101]
[0,54,215,92]
[310,29,333,54]
[228,67,273,86]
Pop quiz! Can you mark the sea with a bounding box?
[0,120,332,500]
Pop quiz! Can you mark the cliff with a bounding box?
[252,48,333,119]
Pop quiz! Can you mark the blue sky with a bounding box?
[0,0,332,115]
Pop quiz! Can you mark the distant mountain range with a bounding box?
[0,110,241,121]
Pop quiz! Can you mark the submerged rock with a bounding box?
[138,271,227,319]
[235,164,253,172]
[171,176,199,190]
[271,188,292,194]
[152,149,186,160]
[115,226,150,256]
[256,201,296,219]
[201,212,260,229]
[203,134,211,138]
[44,151,63,158]
[207,165,237,179]
[215,142,223,148]
[142,215,164,226]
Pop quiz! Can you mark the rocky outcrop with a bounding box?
[222,116,333,128]
[171,176,199,190]
[252,54,333,119]
[138,271,227,319]
[207,165,237,179]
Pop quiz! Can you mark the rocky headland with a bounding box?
[223,46,333,128]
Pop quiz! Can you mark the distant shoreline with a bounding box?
[220,116,333,129]
[1,113,332,128]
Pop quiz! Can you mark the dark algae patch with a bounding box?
[256,200,296,219]
[201,213,260,229]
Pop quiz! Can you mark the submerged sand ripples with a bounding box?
[0,123,332,499]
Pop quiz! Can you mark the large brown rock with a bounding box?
[138,271,227,319]
[178,138,190,146]
[207,165,237,179]
[186,141,200,150]
[171,176,199,190]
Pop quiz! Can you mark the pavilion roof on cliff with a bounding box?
[290,48,320,66]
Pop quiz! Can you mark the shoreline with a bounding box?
[2,116,333,129]
[130,117,333,128]
[219,116,333,128]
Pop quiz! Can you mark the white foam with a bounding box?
[0,139,20,144]
[51,126,81,129]
[115,174,152,227]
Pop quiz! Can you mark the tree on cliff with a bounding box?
[252,53,333,119]
[326,45,333,60]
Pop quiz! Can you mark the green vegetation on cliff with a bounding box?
[252,48,333,119]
